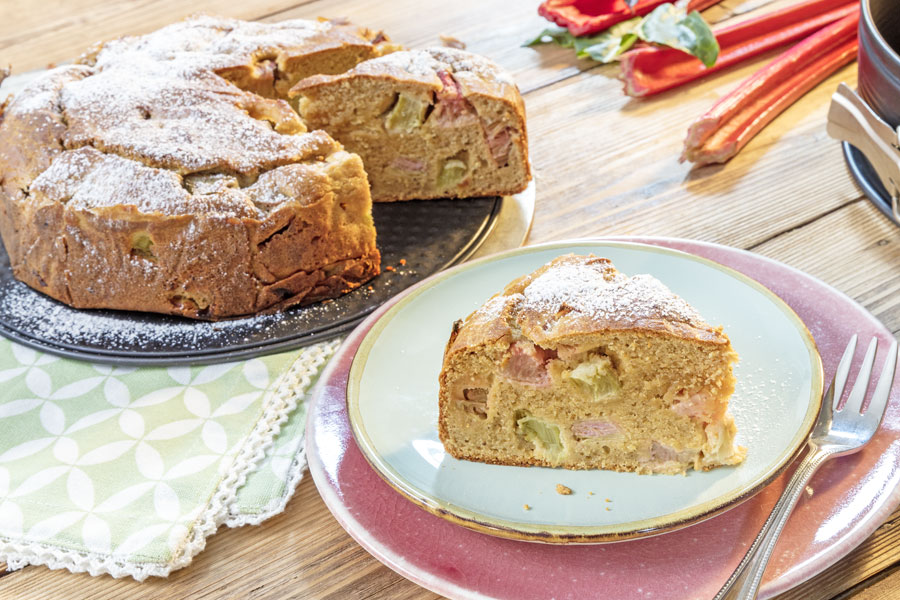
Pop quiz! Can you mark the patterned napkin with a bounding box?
[0,337,338,580]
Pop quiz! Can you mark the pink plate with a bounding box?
[306,237,900,600]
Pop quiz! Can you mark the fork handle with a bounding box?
[714,444,832,600]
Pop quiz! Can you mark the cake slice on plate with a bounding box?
[290,48,530,202]
[438,254,745,475]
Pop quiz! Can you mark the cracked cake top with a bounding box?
[447,254,729,354]
[0,15,391,217]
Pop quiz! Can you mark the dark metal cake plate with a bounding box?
[842,142,900,226]
[0,197,500,365]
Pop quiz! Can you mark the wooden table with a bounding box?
[2,0,899,598]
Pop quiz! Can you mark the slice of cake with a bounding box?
[290,48,530,202]
[438,254,745,475]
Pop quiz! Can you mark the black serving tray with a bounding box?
[0,196,500,366]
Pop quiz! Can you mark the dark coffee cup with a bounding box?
[859,0,900,129]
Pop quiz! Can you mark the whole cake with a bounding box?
[0,16,392,319]
[0,16,531,319]
[292,48,530,202]
[438,254,745,475]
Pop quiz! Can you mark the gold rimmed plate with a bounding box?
[345,240,824,543]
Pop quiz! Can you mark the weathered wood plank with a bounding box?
[753,200,900,335]
[837,564,900,600]
[520,57,863,247]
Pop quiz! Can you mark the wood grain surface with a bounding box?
[1,0,899,598]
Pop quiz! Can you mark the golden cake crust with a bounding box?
[0,15,391,319]
[446,254,729,359]
[291,47,526,117]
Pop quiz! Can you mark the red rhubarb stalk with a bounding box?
[682,9,859,165]
[539,0,722,37]
[620,0,856,97]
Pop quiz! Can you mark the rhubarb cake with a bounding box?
[0,16,396,319]
[438,254,745,475]
[290,48,530,202]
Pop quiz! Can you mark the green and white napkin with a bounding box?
[0,337,338,580]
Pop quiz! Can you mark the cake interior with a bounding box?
[440,330,744,475]
[293,70,529,202]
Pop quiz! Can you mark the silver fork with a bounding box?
[715,335,899,600]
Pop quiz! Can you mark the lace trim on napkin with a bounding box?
[225,339,338,527]
[0,340,337,580]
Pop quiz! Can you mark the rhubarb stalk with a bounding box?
[620,0,857,97]
[539,0,722,37]
[682,9,859,165]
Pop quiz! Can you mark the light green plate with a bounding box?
[346,241,823,543]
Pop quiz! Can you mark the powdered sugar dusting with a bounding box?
[352,47,515,86]
[93,15,331,69]
[60,53,333,175]
[0,279,279,350]
[3,15,378,218]
[521,259,706,327]
[5,66,90,115]
[5,14,352,197]
[45,147,260,217]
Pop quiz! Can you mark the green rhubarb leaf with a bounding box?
[577,18,642,63]
[523,26,575,48]
[526,2,719,66]
[638,5,720,67]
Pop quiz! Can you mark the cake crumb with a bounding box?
[556,484,573,495]
[605,498,611,502]
[440,34,466,50]
[523,504,531,511]
[605,506,611,512]
[588,491,594,496]
[805,486,814,498]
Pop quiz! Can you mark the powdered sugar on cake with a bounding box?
[5,15,351,217]
[352,47,515,86]
[520,258,706,328]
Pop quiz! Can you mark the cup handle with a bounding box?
[827,82,900,212]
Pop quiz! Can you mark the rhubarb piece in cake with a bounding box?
[290,48,530,202]
[438,254,745,475]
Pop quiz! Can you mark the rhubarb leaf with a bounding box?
[638,5,719,67]
[527,1,719,66]
[577,18,642,63]
[523,26,575,48]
